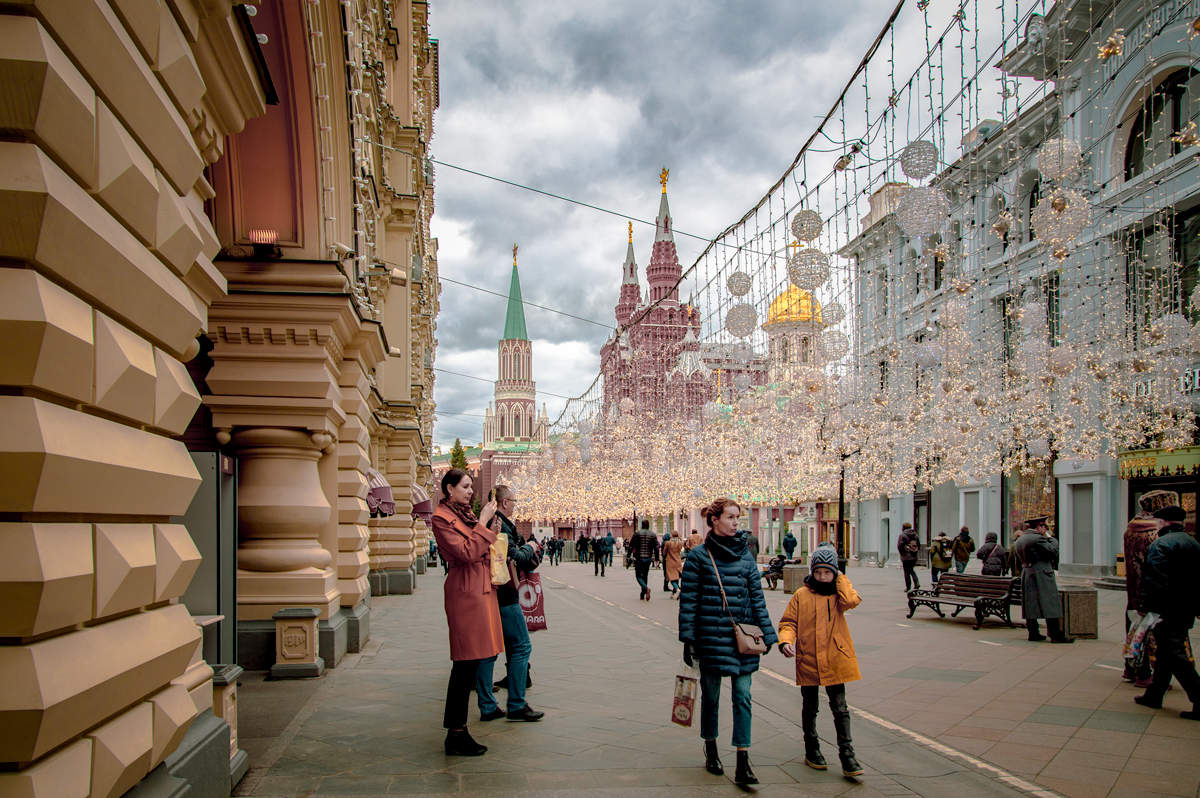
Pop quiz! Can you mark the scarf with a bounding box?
[446,500,479,528]
[804,572,838,595]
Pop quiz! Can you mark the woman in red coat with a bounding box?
[432,468,504,756]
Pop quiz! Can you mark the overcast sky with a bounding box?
[428,0,912,451]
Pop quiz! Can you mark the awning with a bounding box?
[366,468,395,517]
[412,483,433,524]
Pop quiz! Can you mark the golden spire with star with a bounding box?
[628,220,633,243]
[659,167,669,193]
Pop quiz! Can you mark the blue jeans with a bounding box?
[699,670,753,748]
[476,602,532,713]
[954,560,967,573]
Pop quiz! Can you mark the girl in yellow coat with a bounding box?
[777,543,864,778]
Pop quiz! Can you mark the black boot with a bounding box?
[704,739,724,775]
[801,688,826,770]
[734,750,758,785]
[1047,618,1074,644]
[829,689,863,778]
[444,728,487,756]
[1026,619,1046,642]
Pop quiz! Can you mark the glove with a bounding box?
[683,642,694,668]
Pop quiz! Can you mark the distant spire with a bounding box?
[503,249,529,341]
[655,181,674,243]
[622,224,638,285]
[659,167,669,193]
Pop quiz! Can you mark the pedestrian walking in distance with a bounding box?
[662,530,673,592]
[1134,505,1200,719]
[778,543,865,778]
[686,528,703,552]
[629,520,660,600]
[663,529,685,597]
[592,531,609,577]
[929,531,953,583]
[430,469,503,756]
[678,498,778,785]
[1012,517,1073,643]
[952,526,975,574]
[897,522,920,591]
[1123,489,1178,684]
[783,529,798,561]
[474,485,544,723]
[977,532,1007,576]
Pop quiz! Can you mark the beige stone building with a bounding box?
[0,0,438,795]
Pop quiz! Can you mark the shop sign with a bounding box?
[1118,446,1200,479]
[1130,364,1200,398]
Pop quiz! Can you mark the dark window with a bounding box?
[1125,206,1200,339]
[1044,272,1061,346]
[1000,294,1017,364]
[1026,179,1043,243]
[880,359,889,391]
[1125,69,1200,180]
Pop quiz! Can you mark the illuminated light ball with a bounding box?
[1026,438,1051,459]
[692,487,705,498]
[1032,187,1090,247]
[940,297,968,328]
[790,209,823,242]
[819,329,850,359]
[733,373,751,391]
[799,368,826,394]
[895,185,949,237]
[726,270,753,297]
[1047,346,1075,376]
[1149,313,1191,348]
[914,340,945,368]
[1037,137,1083,181]
[822,301,846,325]
[900,140,939,180]
[788,248,830,290]
[725,303,758,338]
[702,401,720,422]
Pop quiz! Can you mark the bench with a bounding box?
[906,573,1021,629]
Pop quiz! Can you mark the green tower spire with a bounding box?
[503,243,528,341]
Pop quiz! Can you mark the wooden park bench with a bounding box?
[906,573,1022,629]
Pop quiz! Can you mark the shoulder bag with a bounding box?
[704,549,767,655]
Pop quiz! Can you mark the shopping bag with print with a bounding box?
[518,572,547,631]
[671,668,699,727]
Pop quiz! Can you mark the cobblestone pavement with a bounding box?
[236,561,1199,798]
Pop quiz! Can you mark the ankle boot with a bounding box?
[444,728,487,756]
[1047,618,1074,643]
[704,739,724,775]
[829,690,863,778]
[801,689,826,770]
[734,750,758,785]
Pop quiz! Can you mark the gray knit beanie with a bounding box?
[809,543,839,574]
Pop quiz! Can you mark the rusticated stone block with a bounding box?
[94,312,156,425]
[94,524,155,618]
[0,603,199,762]
[0,268,93,404]
[0,141,204,357]
[88,701,152,798]
[0,738,91,797]
[0,523,93,638]
[153,347,200,435]
[0,396,201,516]
[148,683,196,767]
[0,15,96,186]
[153,523,200,602]
[151,3,204,115]
[153,171,203,276]
[95,101,158,244]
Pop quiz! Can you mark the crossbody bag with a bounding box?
[704,549,768,655]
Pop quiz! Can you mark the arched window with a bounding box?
[1025,178,1043,243]
[512,411,520,438]
[781,338,790,363]
[499,408,506,438]
[1125,68,1200,180]
[800,336,812,363]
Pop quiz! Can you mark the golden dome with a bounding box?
[765,285,823,326]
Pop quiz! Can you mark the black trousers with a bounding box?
[901,560,920,591]
[444,659,482,729]
[1147,621,1200,704]
[594,554,606,576]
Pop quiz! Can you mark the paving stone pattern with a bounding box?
[235,561,1198,798]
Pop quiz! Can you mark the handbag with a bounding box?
[489,531,510,585]
[705,549,768,655]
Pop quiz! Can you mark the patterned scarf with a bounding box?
[446,500,479,528]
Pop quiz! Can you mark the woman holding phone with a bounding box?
[431,468,503,756]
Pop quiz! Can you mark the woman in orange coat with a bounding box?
[777,543,864,778]
[431,468,504,756]
[663,530,685,596]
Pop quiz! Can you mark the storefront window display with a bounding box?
[1002,461,1057,545]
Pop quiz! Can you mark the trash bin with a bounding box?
[783,564,809,593]
[1058,585,1098,639]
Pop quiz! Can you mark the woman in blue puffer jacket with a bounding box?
[679,497,778,785]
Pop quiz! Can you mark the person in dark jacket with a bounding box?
[1124,490,1177,683]
[474,486,544,722]
[745,530,760,561]
[605,531,616,566]
[1012,517,1072,643]
[1007,529,1024,578]
[929,532,953,583]
[629,520,660,600]
[783,530,798,561]
[679,498,779,786]
[951,527,976,573]
[897,522,920,591]
[663,530,673,591]
[1135,505,1200,719]
[593,531,610,577]
[976,532,1007,576]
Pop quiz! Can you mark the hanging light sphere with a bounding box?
[900,140,939,180]
[822,301,846,326]
[914,340,945,368]
[1037,137,1083,181]
[940,297,968,328]
[820,329,850,359]
[1032,187,1090,249]
[896,186,949,237]
[1027,438,1052,459]
[788,248,830,290]
[790,209,823,242]
[1149,313,1191,348]
[1048,346,1076,376]
[726,270,753,297]
[725,303,758,338]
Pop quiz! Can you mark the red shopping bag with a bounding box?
[518,572,547,631]
[671,671,698,727]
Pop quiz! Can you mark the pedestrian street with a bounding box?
[233,562,1197,798]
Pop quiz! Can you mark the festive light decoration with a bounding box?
[822,301,846,326]
[900,140,938,180]
[819,329,850,359]
[790,209,823,242]
[1032,187,1091,259]
[1037,138,1083,181]
[726,270,753,296]
[725,303,758,338]
[895,185,949,236]
[788,248,831,290]
[1172,121,1199,148]
[1098,29,1125,61]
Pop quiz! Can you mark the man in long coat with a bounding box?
[1012,517,1072,643]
